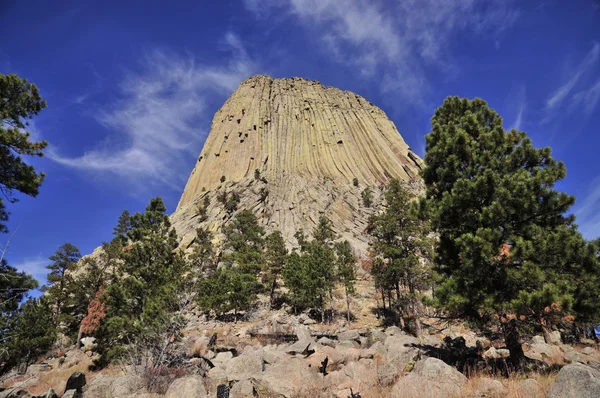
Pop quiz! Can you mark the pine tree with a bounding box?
[0,297,55,370]
[335,240,356,322]
[361,187,373,208]
[0,73,48,233]
[420,96,583,366]
[0,261,37,311]
[283,217,337,321]
[223,209,265,274]
[45,243,81,326]
[189,227,216,277]
[99,198,188,363]
[264,230,288,307]
[112,210,131,244]
[369,179,433,336]
[196,210,264,320]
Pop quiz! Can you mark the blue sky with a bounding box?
[0,0,599,286]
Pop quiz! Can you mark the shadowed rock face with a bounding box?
[172,75,422,253]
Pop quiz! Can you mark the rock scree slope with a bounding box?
[171,75,423,252]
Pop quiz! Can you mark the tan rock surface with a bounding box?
[172,75,422,253]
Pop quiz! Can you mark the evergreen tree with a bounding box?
[0,73,48,233]
[189,227,216,276]
[335,240,356,322]
[45,243,81,326]
[0,297,55,371]
[369,179,433,336]
[196,268,260,320]
[0,261,37,311]
[112,210,131,244]
[98,198,188,363]
[420,97,582,366]
[283,217,336,321]
[264,230,287,307]
[195,210,264,320]
[361,187,373,208]
[223,209,265,274]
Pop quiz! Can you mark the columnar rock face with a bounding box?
[172,75,422,253]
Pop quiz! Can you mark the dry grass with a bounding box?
[459,369,558,398]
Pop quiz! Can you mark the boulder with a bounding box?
[368,329,387,345]
[337,330,360,342]
[230,379,255,397]
[531,335,545,345]
[495,348,510,359]
[547,363,600,398]
[385,326,402,336]
[84,374,146,398]
[549,330,562,345]
[378,334,420,385]
[213,351,234,365]
[207,367,227,385]
[475,377,506,397]
[525,342,562,363]
[80,337,97,352]
[336,340,359,349]
[285,339,314,355]
[483,347,499,360]
[317,337,336,348]
[255,357,321,397]
[109,375,146,396]
[582,347,595,356]
[295,325,312,341]
[263,348,287,365]
[164,376,207,398]
[65,372,86,391]
[391,358,467,398]
[225,350,264,381]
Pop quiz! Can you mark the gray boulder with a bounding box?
[337,330,360,342]
[255,357,320,397]
[285,339,314,355]
[475,377,506,397]
[225,350,264,381]
[547,363,600,398]
[391,358,467,398]
[164,376,207,398]
[295,325,312,341]
[317,337,336,348]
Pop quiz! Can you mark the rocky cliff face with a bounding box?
[171,75,422,253]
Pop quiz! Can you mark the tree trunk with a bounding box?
[412,300,422,338]
[503,318,525,369]
[540,318,552,344]
[381,290,386,311]
[76,324,84,350]
[345,286,350,323]
[269,278,277,309]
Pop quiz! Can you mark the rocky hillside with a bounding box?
[171,75,423,253]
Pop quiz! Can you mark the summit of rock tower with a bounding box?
[171,75,423,253]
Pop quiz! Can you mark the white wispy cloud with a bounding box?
[510,86,527,131]
[12,256,48,286]
[244,0,519,104]
[49,33,256,189]
[575,177,600,240]
[570,77,600,115]
[545,41,600,113]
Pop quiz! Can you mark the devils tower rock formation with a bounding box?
[171,75,422,253]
